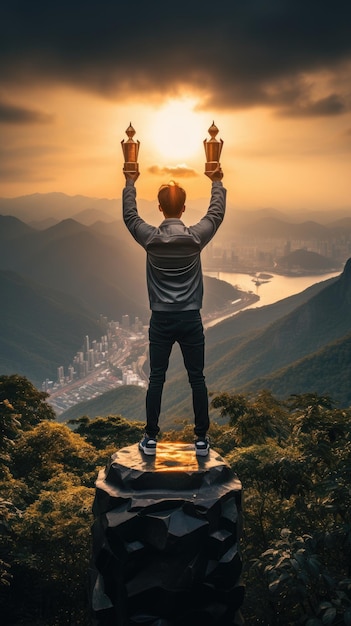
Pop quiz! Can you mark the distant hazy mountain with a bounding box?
[0,192,203,227]
[327,217,351,232]
[231,216,351,242]
[276,249,337,271]
[71,208,117,226]
[0,214,35,238]
[0,192,120,222]
[0,214,241,320]
[1,191,351,235]
[0,214,241,387]
[0,214,149,319]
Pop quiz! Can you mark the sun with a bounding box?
[147,98,209,161]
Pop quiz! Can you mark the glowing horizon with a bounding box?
[1,3,351,214]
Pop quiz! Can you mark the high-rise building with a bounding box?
[57,366,64,383]
[122,314,130,329]
[88,349,95,370]
[76,351,84,363]
[84,335,90,357]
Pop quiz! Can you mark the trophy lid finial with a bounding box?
[125,123,136,141]
[208,121,219,140]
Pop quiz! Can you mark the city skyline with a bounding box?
[45,314,148,415]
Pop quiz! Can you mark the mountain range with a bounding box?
[1,192,351,240]
[1,192,350,415]
[0,214,241,386]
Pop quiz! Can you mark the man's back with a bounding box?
[146,219,203,311]
[123,179,226,311]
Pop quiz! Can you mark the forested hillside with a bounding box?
[242,332,351,403]
[58,384,146,422]
[159,259,351,416]
[1,376,350,624]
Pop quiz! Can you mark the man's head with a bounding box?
[158,181,186,218]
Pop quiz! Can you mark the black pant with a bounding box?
[145,310,209,439]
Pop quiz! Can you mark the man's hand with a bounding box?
[205,165,223,181]
[123,169,140,183]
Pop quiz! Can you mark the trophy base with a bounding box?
[205,161,220,173]
[123,162,139,173]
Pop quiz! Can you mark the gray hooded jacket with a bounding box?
[123,180,226,312]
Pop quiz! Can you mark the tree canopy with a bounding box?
[0,376,350,624]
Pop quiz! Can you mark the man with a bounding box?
[123,165,226,456]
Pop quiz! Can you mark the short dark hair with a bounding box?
[158,181,186,217]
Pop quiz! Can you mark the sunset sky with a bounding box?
[1,1,351,212]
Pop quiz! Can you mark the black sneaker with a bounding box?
[139,434,157,455]
[195,437,210,457]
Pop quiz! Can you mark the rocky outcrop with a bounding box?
[91,442,244,625]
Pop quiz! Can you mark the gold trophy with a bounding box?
[203,121,223,173]
[121,123,140,172]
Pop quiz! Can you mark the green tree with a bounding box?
[69,414,144,451]
[2,376,351,625]
[0,497,21,589]
[10,421,99,502]
[253,528,351,625]
[0,398,21,477]
[0,375,55,431]
[1,418,99,624]
[7,477,94,625]
[224,391,351,625]
[211,389,290,446]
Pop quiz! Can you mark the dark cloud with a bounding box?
[295,94,347,117]
[0,100,54,124]
[277,92,348,117]
[148,165,198,178]
[1,1,351,116]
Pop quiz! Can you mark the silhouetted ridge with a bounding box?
[0,214,35,238]
[336,257,351,300]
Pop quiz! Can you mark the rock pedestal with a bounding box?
[91,442,244,625]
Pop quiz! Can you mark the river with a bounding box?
[204,269,341,327]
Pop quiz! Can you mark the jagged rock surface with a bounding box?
[91,443,244,625]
